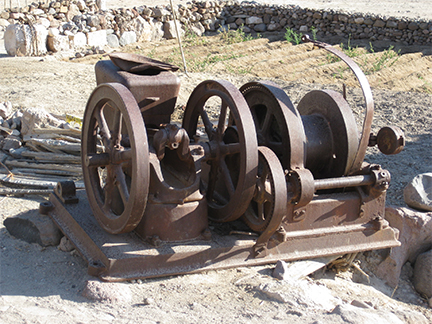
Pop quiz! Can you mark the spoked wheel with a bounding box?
[242,147,287,232]
[297,90,359,178]
[240,81,306,170]
[82,83,150,234]
[182,80,258,222]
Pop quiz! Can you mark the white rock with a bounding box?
[189,21,205,36]
[38,18,51,29]
[258,279,338,310]
[106,34,119,48]
[299,25,308,32]
[96,0,107,11]
[72,32,87,47]
[32,9,45,16]
[47,34,70,53]
[0,18,10,27]
[404,173,432,211]
[0,102,12,119]
[119,30,137,46]
[48,28,60,37]
[150,20,165,41]
[246,16,263,24]
[4,23,47,56]
[87,29,107,47]
[135,15,152,42]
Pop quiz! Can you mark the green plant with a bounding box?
[284,27,302,45]
[310,26,317,41]
[183,26,208,46]
[219,25,254,44]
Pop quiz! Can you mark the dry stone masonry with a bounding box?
[1,0,431,56]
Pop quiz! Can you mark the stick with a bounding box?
[170,0,188,76]
[20,151,81,164]
[5,160,82,173]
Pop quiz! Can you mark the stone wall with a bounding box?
[1,0,431,56]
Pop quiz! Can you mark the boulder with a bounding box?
[376,207,432,287]
[163,20,184,39]
[119,30,137,46]
[47,34,70,53]
[413,250,432,298]
[3,212,62,247]
[106,33,119,48]
[404,173,432,211]
[87,29,107,47]
[4,23,48,56]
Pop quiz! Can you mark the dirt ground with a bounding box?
[1,1,432,323]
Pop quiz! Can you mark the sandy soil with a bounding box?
[1,1,432,324]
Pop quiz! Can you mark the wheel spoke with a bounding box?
[115,165,130,205]
[95,109,111,147]
[217,101,228,136]
[111,109,123,146]
[261,109,272,134]
[220,158,235,197]
[257,202,264,221]
[103,174,115,212]
[200,109,214,139]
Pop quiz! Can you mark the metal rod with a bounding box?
[314,174,374,191]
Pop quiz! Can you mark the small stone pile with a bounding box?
[1,0,431,57]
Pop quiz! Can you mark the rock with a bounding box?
[66,4,81,22]
[150,20,164,41]
[331,304,404,324]
[4,23,47,56]
[86,29,107,47]
[47,34,70,53]
[273,256,338,281]
[246,16,263,25]
[2,135,22,151]
[258,279,337,310]
[82,280,132,303]
[96,0,107,11]
[70,32,87,47]
[299,25,308,32]
[119,30,137,46]
[3,212,62,247]
[0,102,12,119]
[20,107,64,135]
[106,33,119,47]
[376,207,432,287]
[57,236,75,252]
[413,250,432,298]
[254,23,266,32]
[163,20,184,39]
[189,21,205,36]
[134,15,152,41]
[404,173,432,211]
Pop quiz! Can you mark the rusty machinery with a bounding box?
[43,36,405,281]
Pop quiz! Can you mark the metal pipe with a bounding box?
[314,174,374,191]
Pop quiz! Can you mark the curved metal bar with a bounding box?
[302,35,374,174]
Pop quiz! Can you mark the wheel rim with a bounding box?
[240,80,306,170]
[182,80,258,222]
[82,83,150,234]
[242,147,287,232]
